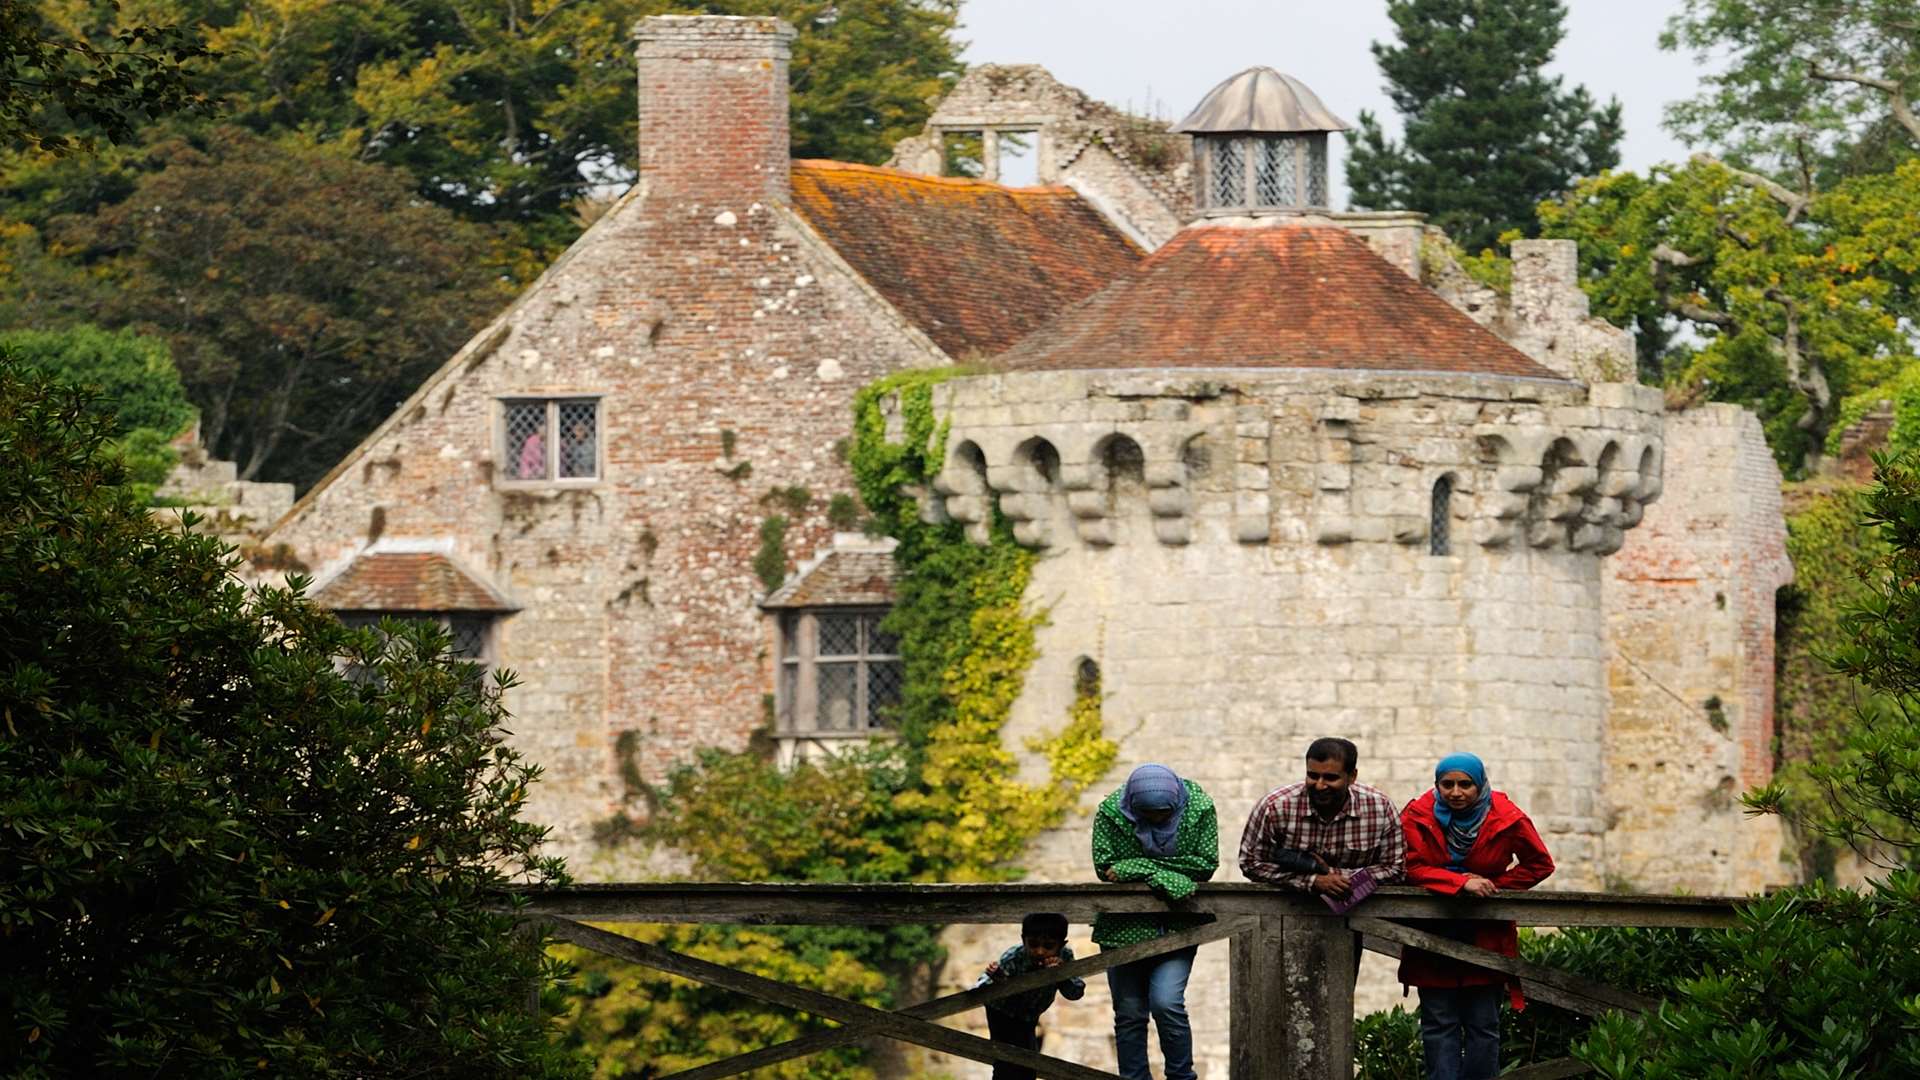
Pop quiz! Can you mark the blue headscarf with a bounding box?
[1119,763,1189,856]
[1431,752,1492,870]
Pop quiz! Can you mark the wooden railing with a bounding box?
[501,883,1740,1080]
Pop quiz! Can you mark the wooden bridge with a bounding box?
[504,883,1739,1080]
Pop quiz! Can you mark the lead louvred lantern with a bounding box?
[1175,66,1349,215]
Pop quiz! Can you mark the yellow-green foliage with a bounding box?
[563,367,1121,1077]
[1032,665,1120,800]
[553,924,892,1080]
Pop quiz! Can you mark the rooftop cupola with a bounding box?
[1174,66,1349,217]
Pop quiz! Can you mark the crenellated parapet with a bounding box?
[917,369,1665,557]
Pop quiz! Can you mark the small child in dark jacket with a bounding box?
[975,912,1085,1080]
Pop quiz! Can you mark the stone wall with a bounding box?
[1601,405,1795,894]
[917,367,1664,1076]
[258,16,944,872]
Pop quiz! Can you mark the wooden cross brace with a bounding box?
[539,915,1252,1080]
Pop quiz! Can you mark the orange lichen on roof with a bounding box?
[312,552,515,613]
[790,160,1143,359]
[994,225,1568,380]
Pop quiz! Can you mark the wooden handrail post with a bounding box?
[1228,914,1356,1080]
[1279,915,1356,1079]
[1228,916,1283,1080]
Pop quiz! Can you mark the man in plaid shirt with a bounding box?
[1239,737,1405,896]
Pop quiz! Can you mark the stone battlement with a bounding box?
[921,369,1664,556]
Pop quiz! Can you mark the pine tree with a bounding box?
[1346,0,1624,253]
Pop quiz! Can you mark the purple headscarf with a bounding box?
[1119,763,1189,856]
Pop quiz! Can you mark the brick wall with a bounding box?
[1601,404,1794,895]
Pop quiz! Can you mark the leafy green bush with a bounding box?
[1,325,196,498]
[0,360,581,1077]
[1355,1006,1422,1080]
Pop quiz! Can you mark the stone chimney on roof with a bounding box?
[1175,66,1349,219]
[634,15,795,204]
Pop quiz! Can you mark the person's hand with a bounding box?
[1462,875,1499,898]
[985,961,1003,979]
[1311,871,1352,897]
[1038,955,1061,968]
[1098,867,1116,882]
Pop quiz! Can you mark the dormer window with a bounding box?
[1175,67,1348,216]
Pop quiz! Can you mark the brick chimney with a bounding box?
[634,15,795,205]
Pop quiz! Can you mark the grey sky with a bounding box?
[956,0,1709,203]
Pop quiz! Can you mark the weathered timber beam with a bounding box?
[1361,936,1631,1021]
[1349,916,1658,1015]
[659,918,1253,1080]
[495,883,1739,929]
[542,917,1124,1080]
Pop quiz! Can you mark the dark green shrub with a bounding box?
[0,361,582,1078]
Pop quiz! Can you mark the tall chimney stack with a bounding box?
[634,16,795,204]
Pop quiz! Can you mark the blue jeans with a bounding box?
[1417,985,1501,1080]
[1106,945,1197,1080]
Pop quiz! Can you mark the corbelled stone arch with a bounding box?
[1572,441,1626,553]
[935,439,994,544]
[1073,432,1148,547]
[1527,436,1587,548]
[1003,435,1063,547]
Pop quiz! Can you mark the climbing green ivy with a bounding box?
[565,367,1120,1077]
[1774,480,1896,875]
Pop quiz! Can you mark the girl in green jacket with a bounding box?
[1091,764,1218,1080]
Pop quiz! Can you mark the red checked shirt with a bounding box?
[1238,781,1406,890]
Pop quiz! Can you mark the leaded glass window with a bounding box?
[1210,138,1246,206]
[499,398,600,484]
[776,608,903,735]
[1255,137,1299,206]
[1430,475,1453,557]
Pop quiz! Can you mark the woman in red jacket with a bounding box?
[1399,752,1554,1080]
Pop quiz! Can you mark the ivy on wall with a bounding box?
[1774,480,1896,874]
[558,367,1118,1076]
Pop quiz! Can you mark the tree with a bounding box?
[0,358,584,1078]
[1345,0,1623,253]
[0,0,208,153]
[1663,0,1920,180]
[30,0,961,229]
[37,126,507,488]
[1538,156,1920,473]
[0,323,194,497]
[1566,452,1920,1078]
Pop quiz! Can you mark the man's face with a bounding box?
[1304,756,1354,813]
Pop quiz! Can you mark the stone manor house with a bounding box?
[233,14,1796,1072]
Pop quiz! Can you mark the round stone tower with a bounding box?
[916,67,1667,1076]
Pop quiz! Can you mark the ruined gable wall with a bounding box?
[1601,405,1795,894]
[888,64,1191,249]
[262,18,945,871]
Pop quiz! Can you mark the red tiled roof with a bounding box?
[994,225,1567,379]
[790,161,1143,359]
[761,549,896,609]
[312,553,515,613]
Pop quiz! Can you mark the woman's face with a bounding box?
[1133,805,1175,826]
[1437,770,1480,812]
